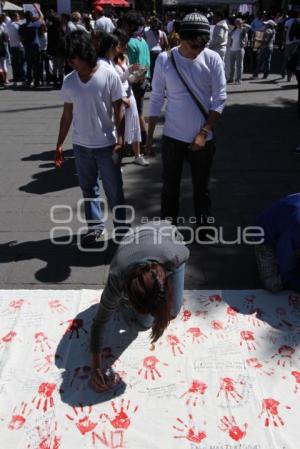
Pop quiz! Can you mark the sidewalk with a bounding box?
[0,74,299,289]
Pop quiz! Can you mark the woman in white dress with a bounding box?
[95,30,149,166]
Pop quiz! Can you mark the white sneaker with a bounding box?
[134,155,149,166]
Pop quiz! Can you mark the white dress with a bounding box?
[114,61,141,145]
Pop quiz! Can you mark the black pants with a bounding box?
[161,136,216,226]
[296,70,300,118]
[25,44,40,86]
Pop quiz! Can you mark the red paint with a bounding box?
[138,356,161,381]
[226,306,239,324]
[0,331,17,347]
[34,332,53,353]
[34,354,55,374]
[240,330,257,351]
[167,334,185,356]
[210,320,224,330]
[8,402,31,431]
[217,378,244,403]
[200,294,222,307]
[62,319,88,339]
[33,383,56,413]
[180,380,208,406]
[291,371,300,393]
[244,295,256,310]
[246,358,274,376]
[67,405,97,436]
[219,416,248,441]
[48,300,68,314]
[100,399,138,430]
[35,421,60,449]
[173,414,207,443]
[271,345,295,367]
[258,398,286,427]
[9,299,26,311]
[186,327,207,344]
[181,310,192,322]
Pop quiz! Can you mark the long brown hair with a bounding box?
[124,262,172,344]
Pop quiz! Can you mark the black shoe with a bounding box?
[80,230,104,247]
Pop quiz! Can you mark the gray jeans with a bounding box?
[229,49,245,82]
[255,244,283,293]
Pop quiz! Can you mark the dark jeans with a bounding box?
[40,50,51,83]
[10,46,25,82]
[150,51,160,81]
[25,43,40,85]
[254,47,273,78]
[161,136,216,225]
[296,71,300,118]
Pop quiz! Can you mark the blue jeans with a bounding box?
[73,144,126,231]
[255,47,273,77]
[133,263,186,328]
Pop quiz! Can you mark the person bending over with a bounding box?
[89,221,190,392]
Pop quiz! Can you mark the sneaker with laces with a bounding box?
[134,155,149,166]
[80,230,104,247]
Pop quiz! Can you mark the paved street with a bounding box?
[0,65,299,289]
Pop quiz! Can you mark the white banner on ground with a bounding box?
[57,0,71,15]
[1,289,300,448]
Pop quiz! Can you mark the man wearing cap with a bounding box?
[146,13,226,234]
[94,7,115,33]
[253,20,276,79]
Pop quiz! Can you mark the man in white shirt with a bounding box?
[209,10,229,61]
[55,30,126,247]
[146,13,227,234]
[7,13,25,85]
[93,6,115,33]
[19,3,44,87]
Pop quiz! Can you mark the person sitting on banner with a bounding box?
[255,193,300,293]
[89,221,190,392]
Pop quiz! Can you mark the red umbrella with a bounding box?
[92,0,129,7]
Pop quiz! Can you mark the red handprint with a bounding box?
[48,299,68,314]
[217,377,244,403]
[34,332,54,353]
[291,371,300,393]
[167,334,185,356]
[32,383,56,412]
[0,331,18,349]
[288,294,300,311]
[32,420,61,449]
[173,414,207,443]
[247,311,263,327]
[199,294,222,307]
[66,404,98,438]
[180,380,208,406]
[70,366,92,390]
[271,345,295,367]
[34,354,56,374]
[8,299,29,312]
[186,327,207,344]
[210,320,225,339]
[181,309,192,322]
[195,310,208,319]
[100,399,138,430]
[240,330,257,351]
[138,356,162,381]
[8,402,32,430]
[219,416,248,442]
[244,295,256,311]
[258,398,286,427]
[246,358,274,376]
[61,319,88,339]
[226,306,239,324]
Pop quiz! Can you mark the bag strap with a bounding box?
[168,50,209,120]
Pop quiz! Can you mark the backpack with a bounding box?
[289,19,300,42]
[19,23,36,46]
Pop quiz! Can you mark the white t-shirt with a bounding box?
[149,48,227,143]
[95,16,115,33]
[60,64,124,148]
[6,21,23,48]
[145,29,167,53]
[230,29,241,51]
